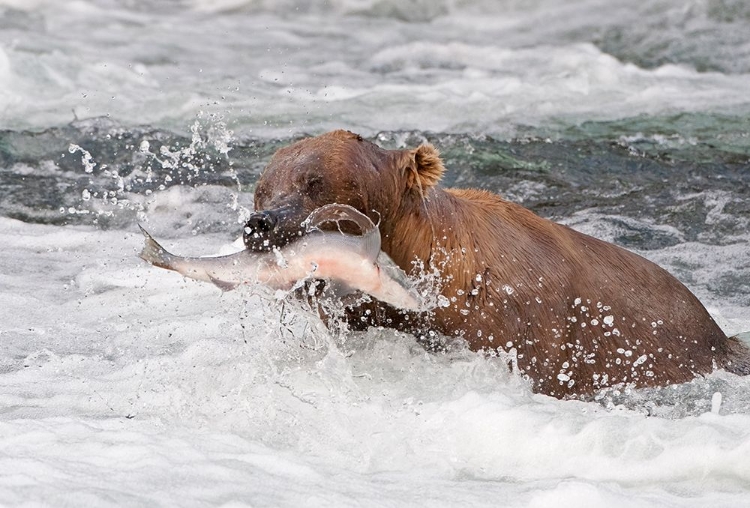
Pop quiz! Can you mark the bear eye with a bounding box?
[305,175,325,197]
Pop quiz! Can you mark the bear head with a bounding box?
[244,130,445,251]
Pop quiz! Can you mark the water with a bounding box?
[1,0,750,506]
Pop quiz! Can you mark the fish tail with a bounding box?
[138,225,176,270]
[304,203,381,262]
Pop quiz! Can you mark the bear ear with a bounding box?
[406,143,445,192]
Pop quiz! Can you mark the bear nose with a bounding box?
[243,210,283,251]
[245,211,277,234]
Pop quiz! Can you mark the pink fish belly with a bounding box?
[256,247,380,293]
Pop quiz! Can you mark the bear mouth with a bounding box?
[243,204,373,252]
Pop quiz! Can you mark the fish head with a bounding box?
[246,130,391,251]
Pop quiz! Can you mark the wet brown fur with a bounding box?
[253,130,750,398]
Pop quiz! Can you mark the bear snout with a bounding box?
[243,207,306,252]
[246,210,277,234]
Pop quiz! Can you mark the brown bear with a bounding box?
[244,129,750,398]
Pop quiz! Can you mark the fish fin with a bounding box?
[372,251,424,311]
[138,225,176,270]
[207,274,239,292]
[376,251,411,287]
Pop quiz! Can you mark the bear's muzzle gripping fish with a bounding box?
[138,204,423,311]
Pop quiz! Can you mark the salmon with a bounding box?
[138,204,423,310]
